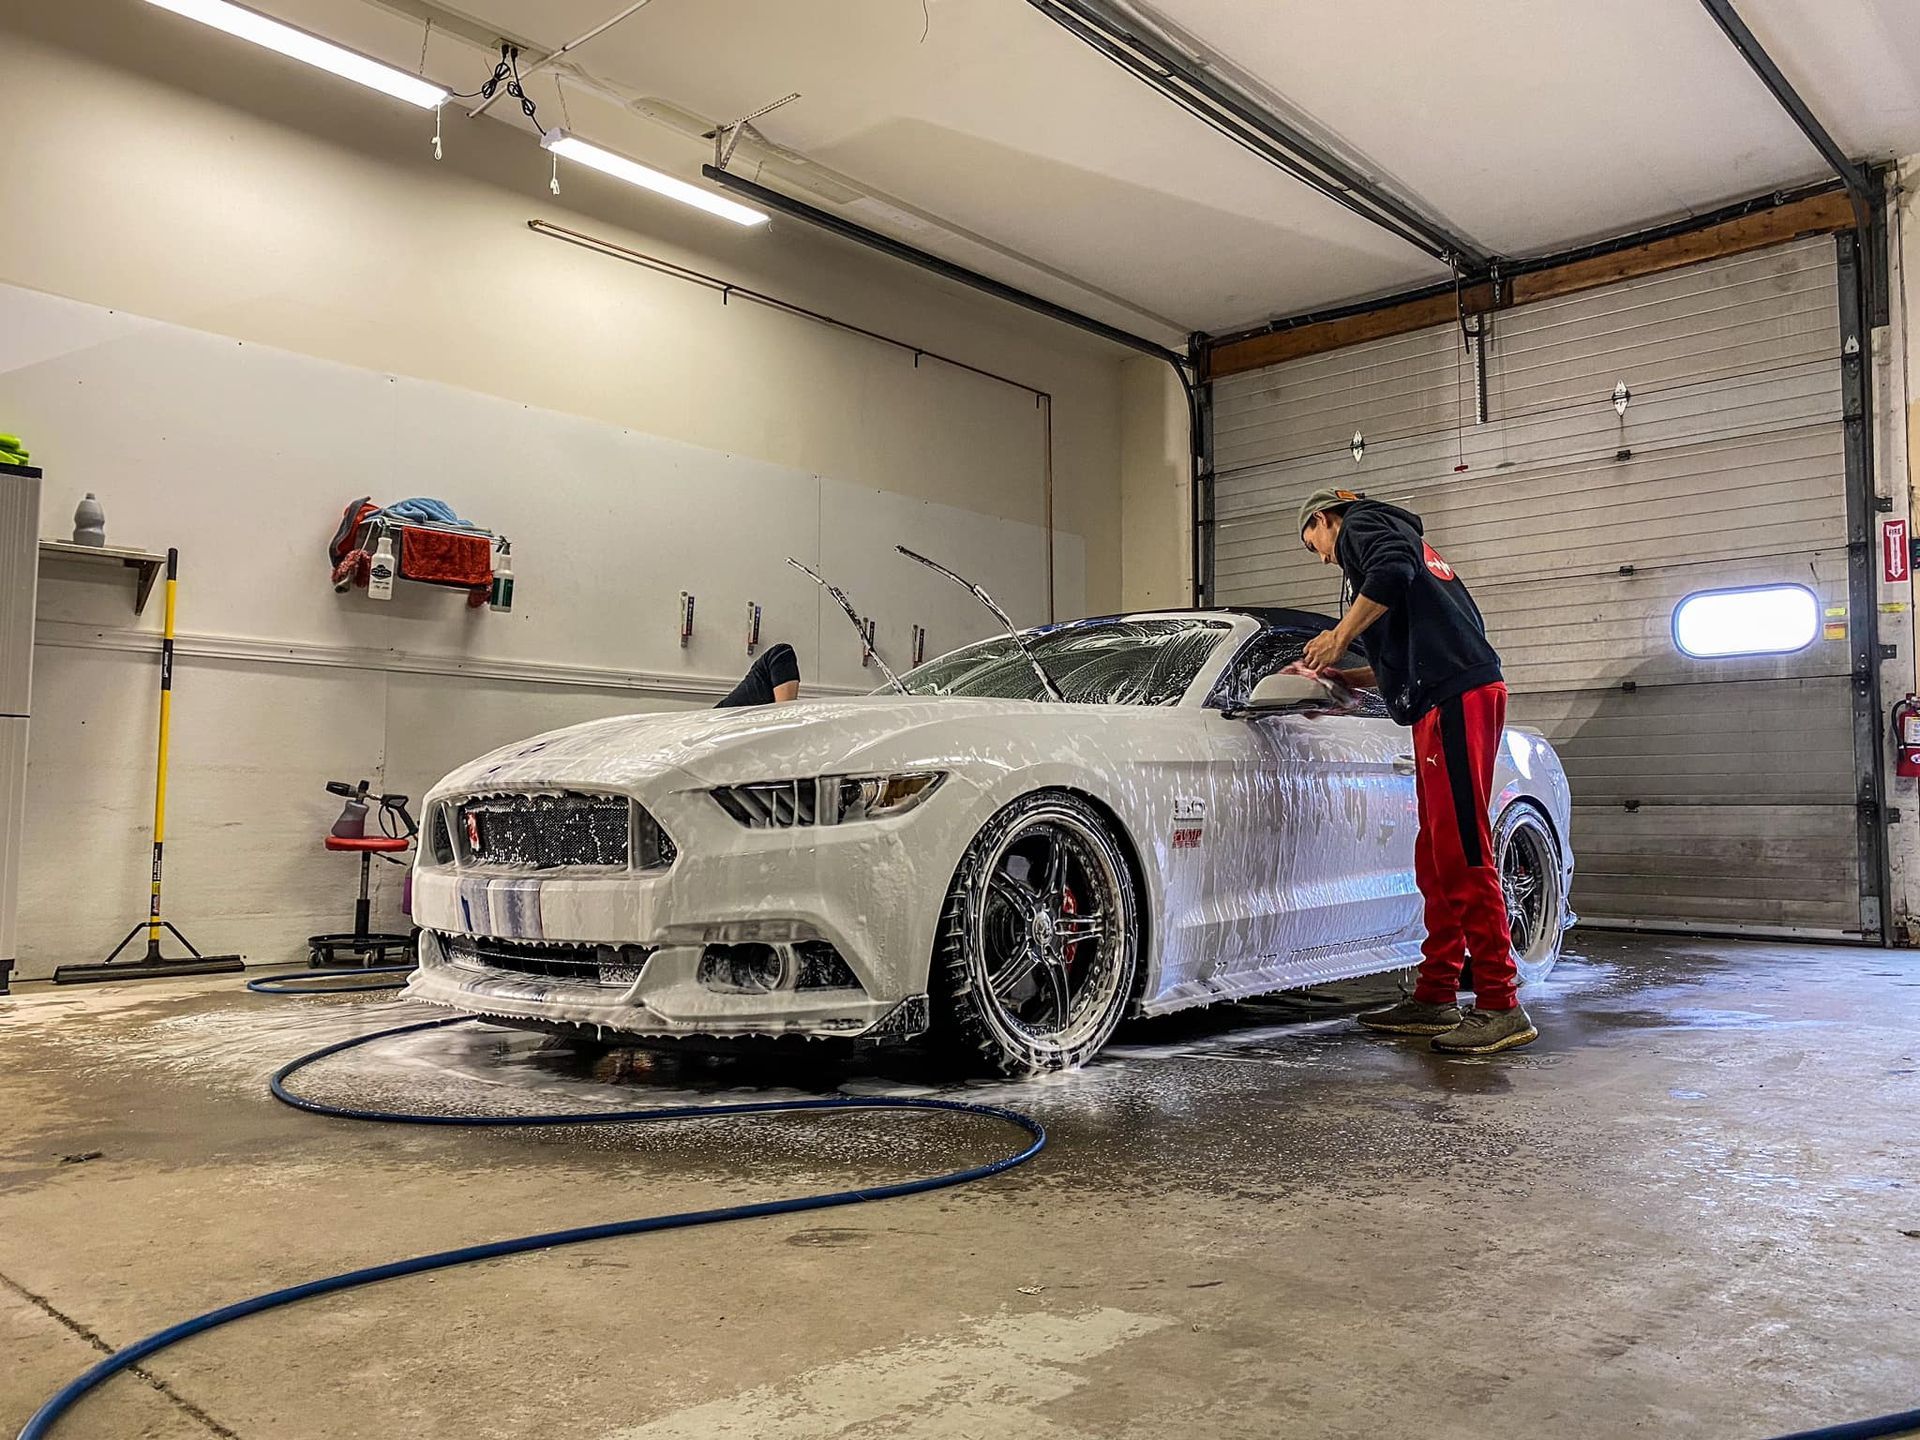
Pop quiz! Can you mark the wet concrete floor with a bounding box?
[2,932,1917,1438]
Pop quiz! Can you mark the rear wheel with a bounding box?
[1497,804,1566,985]
[934,791,1140,1076]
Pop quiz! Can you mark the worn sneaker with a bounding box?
[1356,1000,1462,1035]
[1431,1006,1538,1055]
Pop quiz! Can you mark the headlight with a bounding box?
[831,772,944,823]
[712,772,946,828]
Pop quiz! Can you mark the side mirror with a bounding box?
[1229,672,1337,718]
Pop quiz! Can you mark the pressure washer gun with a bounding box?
[326,779,419,850]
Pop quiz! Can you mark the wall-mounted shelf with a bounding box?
[39,541,167,615]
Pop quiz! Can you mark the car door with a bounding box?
[1203,629,1423,992]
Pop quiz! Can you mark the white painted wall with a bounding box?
[0,5,1126,976]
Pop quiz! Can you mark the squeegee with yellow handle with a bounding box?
[55,548,246,984]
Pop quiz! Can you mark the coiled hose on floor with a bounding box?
[17,973,1044,1439]
[21,972,1918,1439]
[243,965,419,996]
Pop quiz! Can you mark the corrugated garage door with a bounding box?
[1210,236,1874,938]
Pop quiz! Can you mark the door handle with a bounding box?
[1392,755,1417,775]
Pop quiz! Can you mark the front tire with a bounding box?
[934,791,1140,1076]
[1497,803,1567,986]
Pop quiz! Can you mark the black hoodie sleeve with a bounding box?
[1342,505,1421,607]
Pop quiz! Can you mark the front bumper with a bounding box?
[405,767,970,1041]
[406,931,928,1040]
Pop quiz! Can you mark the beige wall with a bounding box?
[1117,356,1193,611]
[0,3,1126,606]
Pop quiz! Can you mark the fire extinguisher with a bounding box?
[1895,695,1920,778]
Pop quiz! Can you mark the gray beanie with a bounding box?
[1297,487,1365,538]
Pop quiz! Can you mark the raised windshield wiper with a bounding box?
[895,545,1065,703]
[785,557,908,695]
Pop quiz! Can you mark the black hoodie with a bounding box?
[1334,500,1502,725]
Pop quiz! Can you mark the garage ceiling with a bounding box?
[301,0,1920,343]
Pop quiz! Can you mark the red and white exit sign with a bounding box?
[1885,518,1910,585]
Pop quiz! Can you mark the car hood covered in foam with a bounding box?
[424,695,1076,796]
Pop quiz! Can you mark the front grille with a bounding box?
[452,792,675,870]
[439,933,654,987]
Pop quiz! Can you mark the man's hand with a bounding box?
[1302,629,1346,671]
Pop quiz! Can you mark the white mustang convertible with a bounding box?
[407,605,1574,1075]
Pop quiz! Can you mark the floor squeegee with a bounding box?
[54,548,245,984]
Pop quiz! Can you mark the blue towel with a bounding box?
[373,497,478,530]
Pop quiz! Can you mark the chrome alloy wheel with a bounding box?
[1499,805,1566,985]
[969,801,1134,1059]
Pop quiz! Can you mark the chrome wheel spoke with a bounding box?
[1056,912,1105,944]
[989,944,1043,999]
[1041,958,1073,1027]
[1509,905,1533,957]
[990,870,1037,911]
[1042,836,1070,910]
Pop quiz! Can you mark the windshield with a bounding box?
[889,618,1232,705]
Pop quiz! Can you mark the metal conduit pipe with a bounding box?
[527,219,1065,619]
[694,170,1208,607]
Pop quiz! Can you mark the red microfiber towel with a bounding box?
[398,528,492,589]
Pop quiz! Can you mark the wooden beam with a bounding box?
[1205,285,1494,379]
[1204,190,1857,381]
[1509,190,1856,305]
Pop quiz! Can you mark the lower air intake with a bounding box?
[439,934,654,987]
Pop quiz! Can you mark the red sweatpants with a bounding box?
[1409,683,1517,1011]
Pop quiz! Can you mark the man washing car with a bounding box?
[1296,488,1536,1055]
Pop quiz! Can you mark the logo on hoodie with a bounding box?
[1423,542,1455,581]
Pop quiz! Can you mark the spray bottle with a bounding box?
[368,532,397,601]
[489,538,514,613]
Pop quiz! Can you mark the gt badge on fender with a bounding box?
[1172,793,1206,849]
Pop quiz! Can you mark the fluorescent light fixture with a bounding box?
[1673,584,1819,659]
[144,0,448,109]
[542,129,770,227]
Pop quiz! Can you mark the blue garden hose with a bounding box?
[17,1010,1044,1439]
[19,985,1912,1440]
[1766,1419,1920,1440]
[244,966,417,995]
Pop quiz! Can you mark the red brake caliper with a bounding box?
[1060,885,1081,968]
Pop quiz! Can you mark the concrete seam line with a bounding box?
[0,1271,239,1439]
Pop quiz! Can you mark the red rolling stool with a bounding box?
[308,779,420,967]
